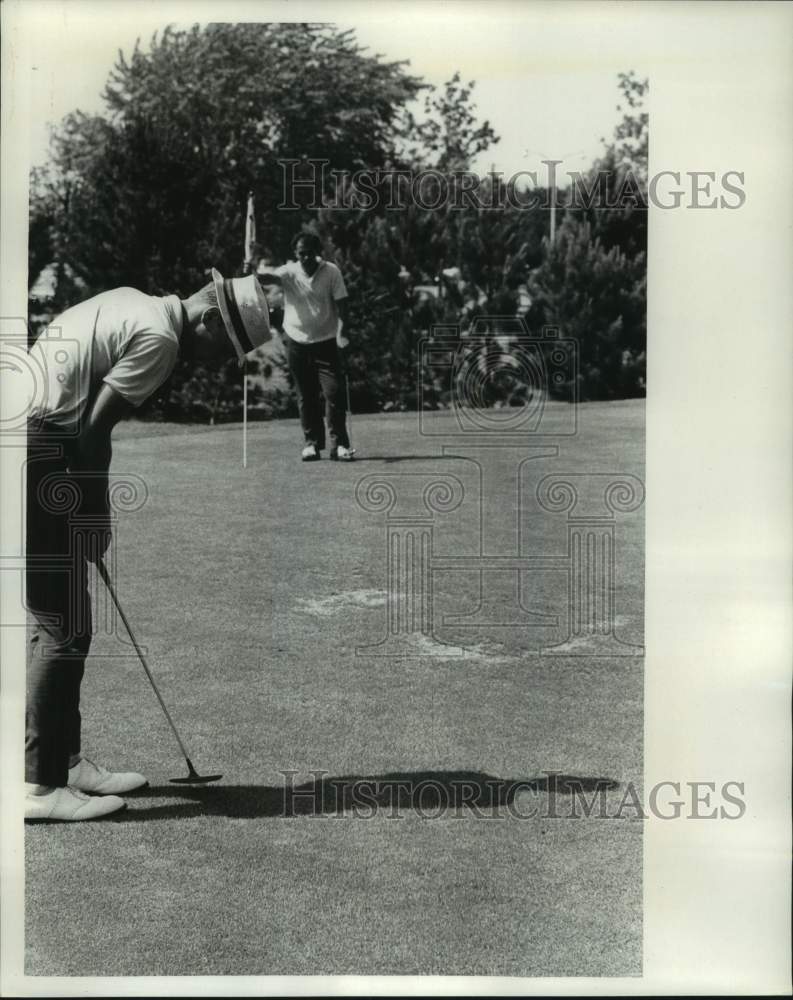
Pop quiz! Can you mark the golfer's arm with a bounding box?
[257,269,282,286]
[72,384,133,512]
[335,297,349,328]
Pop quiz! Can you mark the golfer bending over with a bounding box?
[258,232,355,461]
[25,271,270,821]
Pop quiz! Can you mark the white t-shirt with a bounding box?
[277,260,347,344]
[29,288,182,430]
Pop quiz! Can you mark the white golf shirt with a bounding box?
[276,260,348,345]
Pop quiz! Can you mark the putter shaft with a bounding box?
[97,558,201,771]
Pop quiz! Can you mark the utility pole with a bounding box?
[548,161,559,246]
[522,150,586,245]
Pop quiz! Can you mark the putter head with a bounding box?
[170,773,223,784]
[170,758,222,784]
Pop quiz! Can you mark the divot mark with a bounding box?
[295,590,387,617]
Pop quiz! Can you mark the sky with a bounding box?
[24,0,657,179]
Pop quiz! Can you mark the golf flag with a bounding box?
[244,191,256,273]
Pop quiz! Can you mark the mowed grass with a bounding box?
[26,400,645,977]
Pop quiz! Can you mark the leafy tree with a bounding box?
[29,22,429,297]
[610,71,649,185]
[308,172,554,413]
[565,71,649,257]
[28,22,506,418]
[399,72,499,171]
[28,167,56,292]
[527,218,646,400]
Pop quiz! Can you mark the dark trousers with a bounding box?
[286,337,349,451]
[26,428,91,786]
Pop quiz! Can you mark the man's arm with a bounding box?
[334,297,350,348]
[75,384,132,466]
[257,268,283,286]
[72,383,133,560]
[335,297,349,327]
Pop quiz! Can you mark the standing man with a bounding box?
[25,270,270,821]
[258,233,355,462]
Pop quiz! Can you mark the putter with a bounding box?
[97,558,222,784]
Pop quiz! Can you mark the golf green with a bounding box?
[26,401,644,976]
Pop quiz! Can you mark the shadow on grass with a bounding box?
[112,770,619,821]
[348,455,458,464]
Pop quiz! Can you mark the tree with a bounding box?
[29,23,429,298]
[28,23,505,418]
[309,170,554,413]
[398,72,499,171]
[29,29,648,415]
[610,71,649,185]
[527,218,646,400]
[566,71,649,257]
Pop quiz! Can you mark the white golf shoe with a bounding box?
[25,785,126,822]
[330,445,356,461]
[301,444,321,462]
[68,756,148,795]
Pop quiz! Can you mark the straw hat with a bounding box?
[211,268,271,360]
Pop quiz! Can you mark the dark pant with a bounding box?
[286,337,349,451]
[26,428,92,786]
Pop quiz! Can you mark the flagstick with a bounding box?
[243,366,248,469]
[242,189,256,471]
